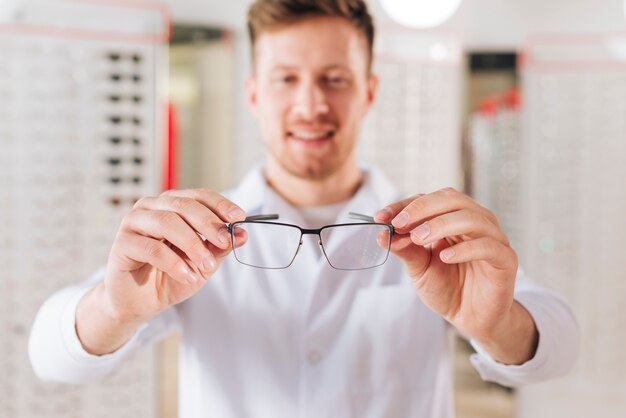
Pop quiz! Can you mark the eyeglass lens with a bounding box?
[231,222,302,269]
[320,224,391,270]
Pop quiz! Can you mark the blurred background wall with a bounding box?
[1,1,625,417]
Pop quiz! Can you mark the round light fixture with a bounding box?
[0,0,23,22]
[378,0,462,29]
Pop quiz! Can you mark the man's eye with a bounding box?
[277,75,296,84]
[325,77,348,87]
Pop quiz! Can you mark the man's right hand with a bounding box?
[76,189,247,355]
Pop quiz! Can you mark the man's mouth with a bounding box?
[287,129,335,144]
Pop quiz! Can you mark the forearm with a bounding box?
[75,283,146,356]
[473,301,539,365]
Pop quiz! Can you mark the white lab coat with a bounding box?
[29,164,579,418]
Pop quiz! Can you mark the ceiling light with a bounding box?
[0,0,23,22]
[378,0,462,29]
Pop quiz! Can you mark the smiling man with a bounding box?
[29,1,579,417]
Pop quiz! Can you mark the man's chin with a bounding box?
[283,161,338,181]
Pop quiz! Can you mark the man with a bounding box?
[29,0,579,417]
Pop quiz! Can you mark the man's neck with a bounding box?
[265,158,362,208]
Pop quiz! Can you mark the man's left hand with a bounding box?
[375,187,538,365]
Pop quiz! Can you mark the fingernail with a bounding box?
[182,267,200,284]
[392,211,409,228]
[202,253,216,272]
[217,227,230,246]
[228,207,244,220]
[440,248,455,261]
[411,223,430,240]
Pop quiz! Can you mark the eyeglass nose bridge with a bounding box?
[299,228,324,247]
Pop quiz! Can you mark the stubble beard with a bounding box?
[266,127,357,181]
[278,151,339,181]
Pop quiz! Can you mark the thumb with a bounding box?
[384,232,431,279]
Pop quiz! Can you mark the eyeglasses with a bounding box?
[109,73,143,83]
[108,176,143,185]
[106,156,144,166]
[107,94,143,104]
[107,136,142,146]
[227,212,394,270]
[108,115,142,126]
[108,196,141,207]
[106,52,144,64]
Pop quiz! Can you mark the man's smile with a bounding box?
[287,128,335,146]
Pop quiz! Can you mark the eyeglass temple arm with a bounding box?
[243,214,280,221]
[244,213,382,222]
[349,212,395,235]
[348,212,375,222]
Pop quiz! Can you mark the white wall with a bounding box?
[162,0,626,48]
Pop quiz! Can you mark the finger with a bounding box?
[135,195,232,250]
[378,231,431,278]
[123,209,217,277]
[160,189,246,223]
[390,188,474,232]
[408,209,509,247]
[438,237,518,270]
[374,194,423,223]
[376,188,498,233]
[114,233,205,285]
[203,227,247,261]
[232,227,248,248]
[393,235,431,278]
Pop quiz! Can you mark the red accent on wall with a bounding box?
[0,0,172,43]
[164,102,178,192]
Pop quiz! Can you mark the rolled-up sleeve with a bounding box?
[469,268,580,387]
[28,267,179,384]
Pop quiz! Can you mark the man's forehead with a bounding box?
[254,17,368,72]
[268,64,352,73]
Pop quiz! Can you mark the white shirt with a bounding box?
[298,201,347,229]
[29,164,580,418]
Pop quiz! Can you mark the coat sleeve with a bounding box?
[28,267,179,384]
[468,267,580,387]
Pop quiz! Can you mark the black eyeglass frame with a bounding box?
[227,212,394,270]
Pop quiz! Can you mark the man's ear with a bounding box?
[364,73,379,113]
[245,75,259,119]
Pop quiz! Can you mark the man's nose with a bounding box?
[292,80,329,120]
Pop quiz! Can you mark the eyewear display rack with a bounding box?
[516,34,626,417]
[0,1,169,417]
[359,29,463,194]
[467,89,523,252]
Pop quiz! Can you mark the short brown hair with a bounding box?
[247,0,375,70]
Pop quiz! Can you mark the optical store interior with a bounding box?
[1,0,625,417]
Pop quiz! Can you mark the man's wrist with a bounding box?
[473,301,539,366]
[75,284,146,356]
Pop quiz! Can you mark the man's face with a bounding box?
[246,16,377,181]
